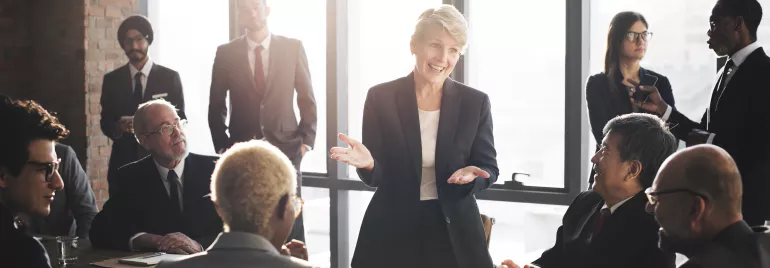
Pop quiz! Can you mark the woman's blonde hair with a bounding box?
[210,140,297,236]
[411,4,469,53]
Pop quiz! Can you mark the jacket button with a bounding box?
[445,217,451,224]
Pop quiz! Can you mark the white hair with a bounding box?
[210,140,297,236]
[411,4,469,53]
[133,99,178,142]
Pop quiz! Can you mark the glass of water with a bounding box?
[55,236,78,265]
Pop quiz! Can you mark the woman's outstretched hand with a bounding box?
[330,133,375,171]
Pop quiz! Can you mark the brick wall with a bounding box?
[0,0,139,209]
[86,0,139,208]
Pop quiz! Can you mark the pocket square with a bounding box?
[152,93,168,99]
[203,193,212,198]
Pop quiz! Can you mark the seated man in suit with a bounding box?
[0,98,68,268]
[156,140,312,268]
[90,99,222,254]
[501,113,677,268]
[26,143,98,238]
[648,144,770,268]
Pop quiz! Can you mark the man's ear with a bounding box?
[137,135,149,150]
[410,40,417,55]
[626,160,642,181]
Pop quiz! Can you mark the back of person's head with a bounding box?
[210,140,297,246]
[715,0,762,40]
[0,99,69,177]
[680,145,742,217]
[602,113,678,188]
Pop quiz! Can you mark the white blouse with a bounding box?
[418,109,440,200]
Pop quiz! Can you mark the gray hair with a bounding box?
[603,113,678,188]
[211,140,297,235]
[411,4,469,53]
[133,99,179,142]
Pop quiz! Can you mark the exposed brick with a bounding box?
[88,6,105,17]
[105,6,122,18]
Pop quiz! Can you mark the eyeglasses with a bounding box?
[143,119,187,136]
[645,187,710,206]
[625,31,653,42]
[293,195,304,219]
[123,35,148,46]
[27,158,61,183]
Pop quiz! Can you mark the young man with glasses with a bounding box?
[156,140,312,268]
[90,100,222,254]
[0,98,68,268]
[100,15,187,198]
[647,144,770,268]
[502,113,677,268]
[631,0,770,226]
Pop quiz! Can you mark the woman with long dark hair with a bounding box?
[586,11,676,188]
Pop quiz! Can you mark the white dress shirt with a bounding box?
[128,57,154,96]
[419,109,440,200]
[128,157,186,251]
[662,42,762,144]
[246,34,271,79]
[601,195,634,214]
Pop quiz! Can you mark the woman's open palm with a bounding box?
[330,133,374,171]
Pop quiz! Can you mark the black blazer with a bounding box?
[533,190,675,268]
[351,73,498,268]
[100,63,186,197]
[208,35,317,159]
[0,204,52,268]
[27,144,98,238]
[89,153,223,251]
[667,48,770,225]
[680,222,770,268]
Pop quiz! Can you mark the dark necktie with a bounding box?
[593,207,611,235]
[712,59,735,108]
[133,72,144,107]
[254,46,266,94]
[168,170,182,213]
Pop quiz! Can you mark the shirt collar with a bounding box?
[602,195,634,214]
[208,231,280,254]
[730,42,761,67]
[154,157,185,183]
[246,33,272,52]
[128,57,154,78]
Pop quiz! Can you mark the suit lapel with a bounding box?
[142,157,172,206]
[435,78,461,186]
[119,65,134,108]
[182,154,210,217]
[396,73,422,180]
[265,35,280,94]
[578,200,603,240]
[237,36,258,91]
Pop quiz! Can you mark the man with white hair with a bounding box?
[90,99,222,254]
[156,140,312,268]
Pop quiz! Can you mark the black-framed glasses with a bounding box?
[143,119,187,136]
[625,31,653,42]
[123,35,148,46]
[645,187,710,206]
[293,195,304,219]
[27,158,61,183]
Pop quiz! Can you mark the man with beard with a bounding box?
[632,0,770,226]
[208,0,316,242]
[101,15,186,198]
[90,100,222,253]
[646,144,770,267]
[501,114,677,268]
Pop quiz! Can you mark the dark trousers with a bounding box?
[418,200,459,268]
[287,155,305,243]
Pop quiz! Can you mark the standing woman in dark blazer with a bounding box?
[330,5,498,268]
[587,11,676,188]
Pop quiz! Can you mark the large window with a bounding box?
[268,0,328,173]
[147,0,229,155]
[466,0,567,189]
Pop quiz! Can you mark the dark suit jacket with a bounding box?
[680,222,770,268]
[89,153,223,251]
[351,73,498,268]
[208,34,317,160]
[667,48,770,225]
[586,68,675,187]
[156,232,313,268]
[0,204,51,268]
[100,63,186,197]
[533,190,675,268]
[27,144,98,238]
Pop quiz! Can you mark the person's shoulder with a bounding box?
[188,153,219,165]
[104,64,129,79]
[55,143,75,159]
[1,231,52,268]
[151,64,179,76]
[267,254,314,268]
[569,190,603,208]
[451,80,489,101]
[367,75,409,97]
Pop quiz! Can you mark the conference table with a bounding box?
[41,238,156,268]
